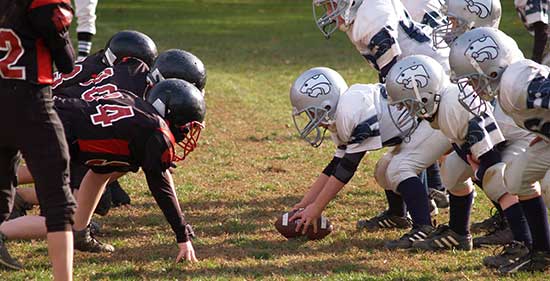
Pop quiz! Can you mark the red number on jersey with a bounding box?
[52,64,83,89]
[91,104,134,127]
[0,29,25,79]
[80,67,114,87]
[81,83,123,102]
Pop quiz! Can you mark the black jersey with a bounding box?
[52,51,106,89]
[0,0,75,84]
[54,91,192,242]
[53,57,150,99]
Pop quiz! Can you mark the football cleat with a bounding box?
[428,188,449,209]
[412,225,472,251]
[74,226,114,253]
[471,208,506,234]
[385,224,435,250]
[474,226,513,247]
[498,250,550,274]
[356,210,412,232]
[7,192,33,220]
[0,232,23,270]
[483,240,530,269]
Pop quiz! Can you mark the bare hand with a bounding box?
[175,241,198,263]
[289,203,322,235]
[466,154,480,176]
[291,201,307,212]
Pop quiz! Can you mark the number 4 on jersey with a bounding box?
[91,104,134,127]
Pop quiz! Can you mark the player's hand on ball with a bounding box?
[291,201,307,212]
[176,241,198,263]
[290,203,322,235]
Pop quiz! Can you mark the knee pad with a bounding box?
[482,163,508,202]
[386,158,418,192]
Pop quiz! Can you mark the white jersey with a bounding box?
[346,0,450,74]
[500,59,550,141]
[431,83,505,158]
[330,84,406,157]
[400,0,446,27]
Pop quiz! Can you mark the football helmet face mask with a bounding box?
[147,49,207,94]
[147,79,206,161]
[313,0,363,38]
[433,0,502,49]
[449,27,523,116]
[103,30,158,67]
[290,67,348,147]
[386,55,448,137]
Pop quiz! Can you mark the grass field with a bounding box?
[2,0,548,280]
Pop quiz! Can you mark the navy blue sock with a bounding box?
[397,177,431,226]
[520,196,550,251]
[449,192,474,236]
[490,200,506,222]
[503,203,532,246]
[385,190,406,217]
[427,163,445,191]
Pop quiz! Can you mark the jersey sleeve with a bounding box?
[349,0,401,73]
[28,0,75,73]
[142,133,190,243]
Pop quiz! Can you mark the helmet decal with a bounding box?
[396,64,430,89]
[300,73,332,98]
[466,0,493,19]
[465,35,499,63]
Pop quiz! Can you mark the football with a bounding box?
[274,210,333,240]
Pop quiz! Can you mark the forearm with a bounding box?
[299,173,330,206]
[312,176,346,210]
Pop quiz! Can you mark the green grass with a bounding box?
[2,0,547,280]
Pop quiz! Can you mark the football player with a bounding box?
[514,0,549,63]
[386,55,539,261]
[400,0,447,28]
[449,27,550,273]
[74,0,98,60]
[0,0,77,278]
[432,0,501,49]
[313,0,452,228]
[0,78,205,263]
[288,67,453,249]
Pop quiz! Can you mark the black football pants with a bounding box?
[0,79,75,232]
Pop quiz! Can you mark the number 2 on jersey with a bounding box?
[0,29,25,79]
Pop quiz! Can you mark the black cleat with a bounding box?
[0,232,23,270]
[74,225,114,253]
[110,181,131,207]
[473,226,513,247]
[385,224,435,250]
[498,250,550,274]
[412,225,472,251]
[471,209,506,234]
[356,210,412,232]
[94,188,112,216]
[428,188,449,209]
[483,240,530,269]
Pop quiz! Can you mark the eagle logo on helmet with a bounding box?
[466,0,492,19]
[465,36,499,63]
[396,64,430,90]
[300,74,332,98]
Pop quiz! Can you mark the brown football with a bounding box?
[274,210,333,240]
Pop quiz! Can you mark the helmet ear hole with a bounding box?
[489,71,498,78]
[324,105,331,111]
[421,97,428,103]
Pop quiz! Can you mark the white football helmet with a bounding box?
[290,67,348,147]
[433,0,502,49]
[313,0,364,38]
[385,55,448,137]
[449,27,523,115]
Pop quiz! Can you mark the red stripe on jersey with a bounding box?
[35,39,53,84]
[29,0,70,9]
[78,139,130,156]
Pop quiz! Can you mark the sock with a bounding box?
[520,196,550,251]
[77,32,94,60]
[503,203,532,247]
[427,162,445,191]
[490,200,506,222]
[397,177,431,226]
[385,190,406,217]
[449,192,474,235]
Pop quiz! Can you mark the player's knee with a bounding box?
[374,154,391,189]
[386,161,417,191]
[446,179,474,195]
[43,196,76,232]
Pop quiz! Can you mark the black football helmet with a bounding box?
[147,79,206,161]
[147,49,207,92]
[103,30,158,67]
